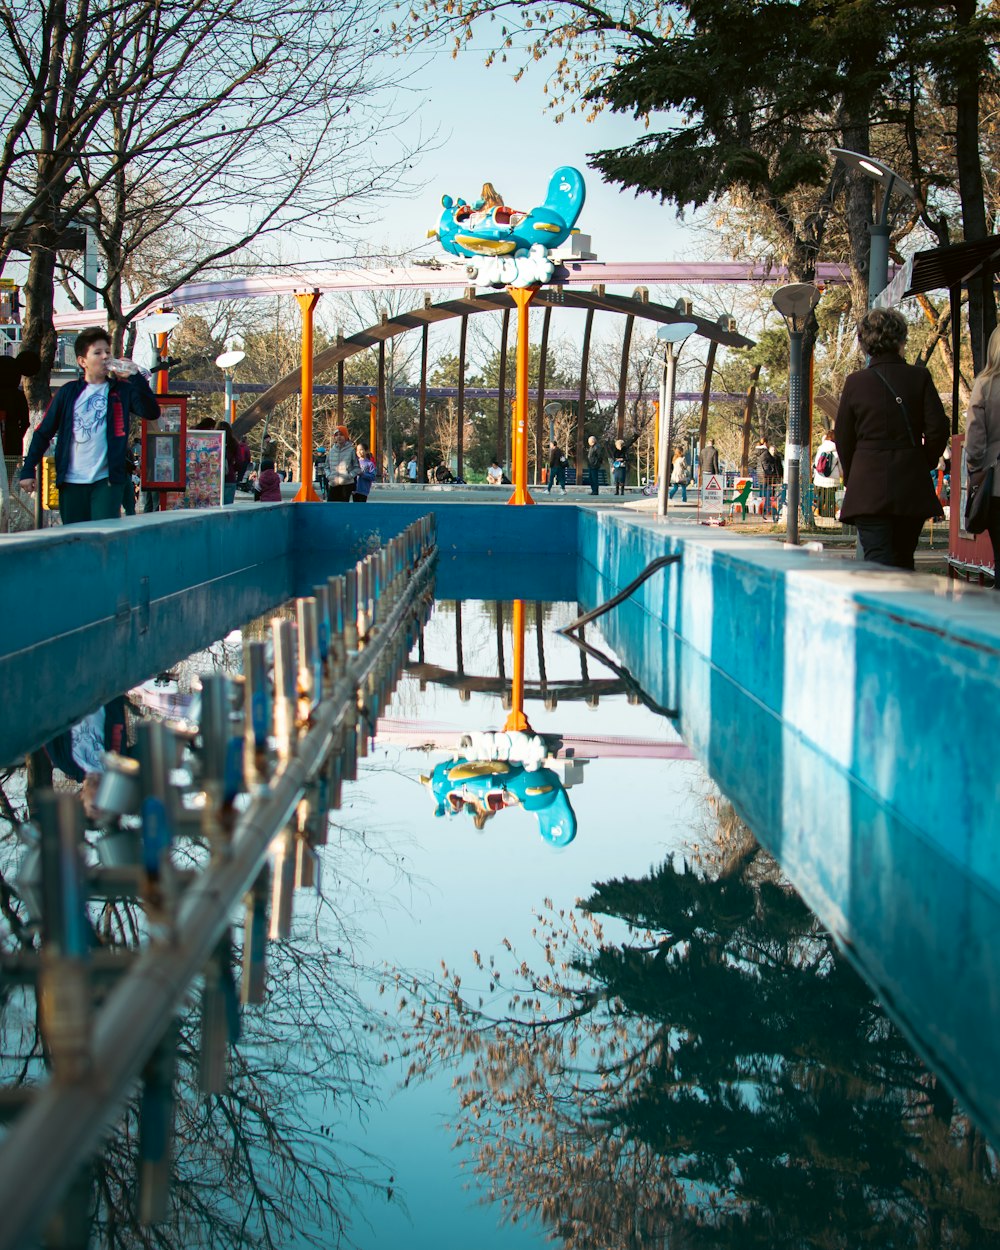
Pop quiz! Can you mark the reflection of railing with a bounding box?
[0,518,437,1248]
[559,554,681,634]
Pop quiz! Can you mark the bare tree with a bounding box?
[0,0,421,409]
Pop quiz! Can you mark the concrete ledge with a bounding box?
[577,509,1000,1142]
[1,506,296,762]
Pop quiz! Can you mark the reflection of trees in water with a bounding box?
[403,801,1000,1248]
[0,772,396,1250]
[87,918,395,1250]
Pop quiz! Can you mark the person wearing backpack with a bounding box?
[812,429,841,517]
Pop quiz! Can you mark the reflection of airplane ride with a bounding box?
[422,736,580,847]
[433,167,586,259]
[411,600,686,847]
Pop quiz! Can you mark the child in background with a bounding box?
[253,457,282,502]
[353,443,376,502]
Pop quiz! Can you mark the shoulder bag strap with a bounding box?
[871,367,917,447]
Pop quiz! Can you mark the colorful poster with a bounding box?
[157,403,184,433]
[164,430,224,510]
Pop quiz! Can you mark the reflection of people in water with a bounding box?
[42,697,128,820]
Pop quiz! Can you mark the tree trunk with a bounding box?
[21,223,60,417]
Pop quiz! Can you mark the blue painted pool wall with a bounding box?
[577,508,1000,1144]
[293,502,579,600]
[1,502,579,763]
[0,505,296,763]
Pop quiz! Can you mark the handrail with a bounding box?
[557,553,680,635]
[0,520,437,1250]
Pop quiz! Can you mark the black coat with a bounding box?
[834,353,948,522]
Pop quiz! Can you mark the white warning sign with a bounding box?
[703,473,724,513]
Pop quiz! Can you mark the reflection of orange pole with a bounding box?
[369,396,377,467]
[507,286,537,505]
[294,291,321,503]
[503,599,530,732]
[155,332,168,395]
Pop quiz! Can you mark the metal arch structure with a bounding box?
[231,287,755,453]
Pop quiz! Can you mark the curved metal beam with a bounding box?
[232,289,755,436]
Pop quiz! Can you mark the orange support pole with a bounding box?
[369,396,377,466]
[507,286,537,506]
[503,599,530,732]
[155,332,168,396]
[294,291,321,503]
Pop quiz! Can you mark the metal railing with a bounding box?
[0,516,437,1249]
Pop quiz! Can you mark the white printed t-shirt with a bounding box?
[64,382,110,483]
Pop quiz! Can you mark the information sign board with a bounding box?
[140,395,187,490]
[702,473,724,513]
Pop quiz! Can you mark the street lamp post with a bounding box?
[214,349,245,425]
[656,322,698,518]
[831,149,915,307]
[771,284,822,545]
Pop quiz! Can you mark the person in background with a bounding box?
[812,428,841,517]
[434,461,456,483]
[122,439,139,515]
[835,307,948,570]
[965,324,1000,588]
[353,442,376,502]
[669,448,690,502]
[586,435,605,496]
[219,421,239,504]
[326,425,360,501]
[487,459,504,486]
[253,457,282,502]
[19,326,158,524]
[407,456,418,483]
[547,443,567,494]
[235,436,252,482]
[611,439,629,495]
[313,444,329,497]
[702,438,720,476]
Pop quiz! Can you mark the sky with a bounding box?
[357,41,703,267]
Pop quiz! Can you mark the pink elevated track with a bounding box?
[52,261,856,330]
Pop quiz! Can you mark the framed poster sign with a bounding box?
[163,429,225,510]
[140,395,187,490]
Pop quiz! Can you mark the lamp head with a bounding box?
[543,401,562,417]
[830,148,915,201]
[657,321,698,345]
[771,284,822,332]
[141,312,181,336]
[215,350,246,370]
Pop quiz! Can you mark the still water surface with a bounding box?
[2,596,998,1248]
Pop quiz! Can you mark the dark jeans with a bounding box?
[853,514,926,570]
[59,479,122,525]
[668,481,688,502]
[613,468,626,495]
[351,492,369,503]
[122,481,136,516]
[588,468,600,495]
[326,483,353,502]
[547,465,566,492]
[986,498,1000,588]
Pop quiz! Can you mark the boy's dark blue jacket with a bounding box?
[19,373,159,486]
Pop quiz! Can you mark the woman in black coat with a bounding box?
[834,308,948,570]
